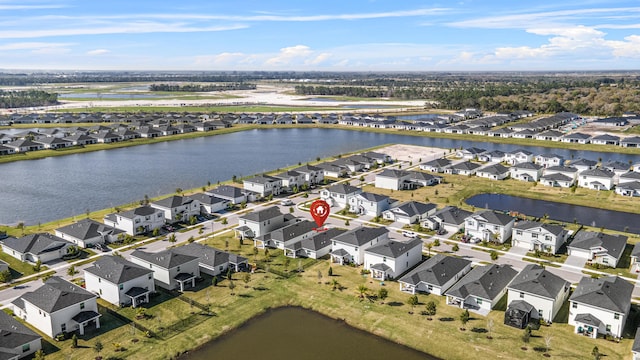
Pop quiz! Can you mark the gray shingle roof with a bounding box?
[478,163,510,175]
[332,226,389,246]
[432,206,473,226]
[84,255,153,284]
[421,158,452,168]
[16,276,96,313]
[365,238,422,258]
[270,220,316,242]
[446,264,517,301]
[570,276,633,314]
[357,192,389,202]
[0,233,69,255]
[569,231,627,260]
[0,310,41,349]
[569,158,597,167]
[56,218,124,241]
[471,210,515,226]
[239,206,282,223]
[580,168,615,178]
[172,243,247,268]
[325,183,361,195]
[620,171,640,180]
[541,173,573,182]
[152,195,195,209]
[243,175,279,184]
[377,169,410,178]
[451,161,482,171]
[117,206,161,219]
[508,264,569,299]
[130,248,199,269]
[398,254,471,287]
[511,162,543,170]
[206,185,245,199]
[300,228,346,251]
[545,165,578,173]
[513,221,566,236]
[393,201,437,217]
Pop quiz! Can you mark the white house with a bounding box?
[398,254,472,295]
[423,206,473,234]
[286,228,347,259]
[84,255,155,308]
[591,134,620,146]
[268,220,316,252]
[511,221,569,255]
[330,226,389,265]
[445,161,481,175]
[506,264,571,324]
[293,164,324,186]
[0,233,72,263]
[235,206,286,240]
[55,219,125,248]
[382,201,437,224]
[478,150,506,163]
[316,162,348,178]
[11,277,101,338]
[562,132,591,144]
[103,206,165,235]
[456,147,487,160]
[206,185,248,204]
[535,153,565,168]
[151,195,201,223]
[445,264,517,313]
[616,180,640,197]
[188,193,230,214]
[348,192,393,217]
[320,183,362,209]
[510,162,544,182]
[272,170,306,193]
[0,310,42,359]
[242,175,282,197]
[541,166,579,187]
[569,158,598,173]
[504,149,534,165]
[375,169,412,190]
[476,163,510,180]
[130,249,200,291]
[363,238,423,280]
[172,243,248,276]
[578,168,615,191]
[464,210,515,244]
[419,158,452,173]
[569,276,633,339]
[567,231,627,268]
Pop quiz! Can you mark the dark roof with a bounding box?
[545,165,578,173]
[325,183,361,195]
[365,238,422,258]
[478,163,510,175]
[243,175,279,184]
[392,201,437,217]
[300,228,346,251]
[574,313,604,329]
[432,206,473,226]
[207,185,245,199]
[332,226,389,246]
[421,158,452,168]
[450,161,481,171]
[293,164,322,173]
[563,132,591,139]
[152,195,195,209]
[580,168,615,178]
[188,193,227,206]
[270,220,316,242]
[0,310,41,349]
[239,206,283,222]
[56,218,124,241]
[508,264,569,299]
[570,276,633,314]
[0,233,68,255]
[511,162,543,170]
[84,255,153,284]
[513,221,566,236]
[377,169,411,179]
[470,210,514,226]
[398,254,471,287]
[357,192,390,202]
[541,173,573,182]
[591,134,620,141]
[620,171,640,180]
[172,243,246,268]
[569,231,627,260]
[17,277,95,313]
[569,158,597,167]
[446,264,517,301]
[117,206,161,219]
[131,248,199,269]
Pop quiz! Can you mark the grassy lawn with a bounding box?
[0,251,46,277]
[525,251,569,264]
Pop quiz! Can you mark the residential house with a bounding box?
[419,158,452,173]
[5,139,44,152]
[0,310,42,359]
[511,221,569,255]
[446,264,517,313]
[287,228,346,259]
[445,161,481,176]
[616,180,640,197]
[382,201,437,224]
[505,264,570,324]
[504,149,534,165]
[562,132,591,144]
[569,158,598,172]
[63,133,97,146]
[272,170,306,193]
[510,162,544,182]
[540,166,578,187]
[567,231,627,268]
[364,238,423,280]
[569,276,633,339]
[292,164,324,186]
[602,161,631,183]
[320,183,362,209]
[535,153,564,168]
[0,233,72,263]
[476,163,510,180]
[375,169,412,190]
[11,277,100,338]
[408,171,441,187]
[464,210,515,244]
[398,254,472,295]
[478,150,506,163]
[103,206,165,235]
[621,136,640,148]
[172,243,248,276]
[33,137,72,150]
[188,193,230,214]
[235,206,286,240]
[577,168,615,190]
[266,219,315,252]
[456,147,487,160]
[206,185,249,204]
[348,192,393,217]
[242,175,282,197]
[316,162,348,178]
[423,206,473,234]
[130,248,200,291]
[55,218,125,248]
[535,130,564,141]
[84,255,155,308]
[591,134,620,146]
[361,151,392,164]
[330,226,389,265]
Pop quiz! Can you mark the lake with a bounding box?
[181,307,436,360]
[1,128,638,225]
[466,193,640,233]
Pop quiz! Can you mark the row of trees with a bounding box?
[149,83,256,92]
[0,90,58,108]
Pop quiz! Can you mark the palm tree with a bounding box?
[330,279,340,291]
[67,265,77,280]
[425,242,433,256]
[356,284,369,299]
[228,280,236,295]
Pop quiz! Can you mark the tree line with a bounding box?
[0,90,58,108]
[149,83,256,92]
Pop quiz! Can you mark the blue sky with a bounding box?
[1,0,640,71]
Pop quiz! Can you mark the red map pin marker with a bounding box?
[310,199,330,230]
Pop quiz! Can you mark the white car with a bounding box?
[280,199,294,206]
[402,230,418,238]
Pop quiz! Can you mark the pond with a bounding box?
[181,307,436,360]
[466,193,640,233]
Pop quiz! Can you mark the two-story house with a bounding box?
[363,238,423,280]
[535,153,565,168]
[445,264,517,313]
[510,162,544,182]
[172,243,248,276]
[84,255,155,308]
[567,231,627,268]
[375,169,412,190]
[242,175,282,197]
[320,183,362,209]
[398,254,472,295]
[54,219,125,248]
[0,310,42,359]
[578,168,616,191]
[348,192,393,217]
[464,210,515,244]
[423,206,473,234]
[206,185,249,204]
[103,206,165,235]
[150,195,201,223]
[130,249,200,292]
[512,221,569,255]
[330,226,389,265]
[235,206,286,240]
[293,164,324,186]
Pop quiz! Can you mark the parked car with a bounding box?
[280,199,294,206]
[402,230,418,238]
[436,228,447,235]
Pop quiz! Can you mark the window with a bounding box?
[22,344,30,353]
[603,258,608,264]
[545,236,552,241]
[477,298,483,305]
[99,289,102,295]
[354,247,358,251]
[177,266,181,272]
[61,323,66,332]
[119,284,124,290]
[516,230,522,235]
[519,292,525,298]
[532,233,538,238]
[606,324,611,332]
[614,313,620,320]
[572,302,577,309]
[383,257,386,262]
[98,278,101,283]
[148,274,152,279]
[150,264,153,269]
[80,302,85,310]
[538,309,543,318]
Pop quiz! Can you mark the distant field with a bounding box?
[57,105,347,113]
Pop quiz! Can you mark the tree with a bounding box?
[407,295,419,313]
[33,259,42,272]
[452,243,459,252]
[187,236,195,243]
[71,333,78,348]
[486,319,494,339]
[0,270,11,283]
[544,334,552,354]
[243,272,251,287]
[189,216,197,226]
[330,279,340,291]
[222,217,228,225]
[591,346,600,360]
[289,206,294,214]
[212,276,218,287]
[263,248,270,262]
[175,188,183,195]
[433,239,440,247]
[378,288,388,301]
[34,350,46,360]
[356,284,369,299]
[283,258,291,272]
[522,325,531,346]
[344,219,350,226]
[459,309,470,330]
[94,340,104,356]
[226,268,233,280]
[67,265,77,280]
[152,228,160,237]
[228,280,236,295]
[425,300,437,319]
[253,247,259,261]
[490,250,498,261]
[168,233,177,243]
[16,222,24,236]
[425,242,433,256]
[328,266,333,277]
[317,270,323,283]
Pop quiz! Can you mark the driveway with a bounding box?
[562,255,588,271]
[507,246,529,256]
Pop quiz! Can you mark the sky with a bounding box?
[1,0,640,71]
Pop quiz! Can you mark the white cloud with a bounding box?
[305,52,332,65]
[265,45,313,65]
[0,42,72,51]
[194,52,246,66]
[87,49,110,56]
